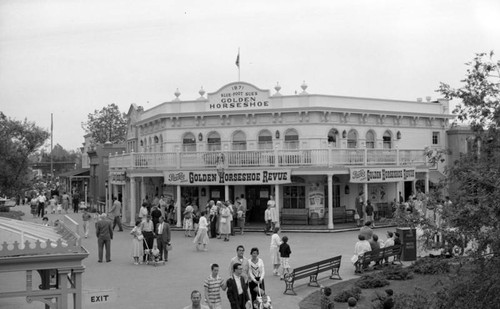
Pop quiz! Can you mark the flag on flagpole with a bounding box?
[235,50,240,68]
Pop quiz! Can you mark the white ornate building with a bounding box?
[108,81,453,228]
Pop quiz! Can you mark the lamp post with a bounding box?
[105,180,108,210]
[84,181,88,207]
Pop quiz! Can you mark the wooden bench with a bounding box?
[332,206,356,223]
[281,208,308,225]
[356,245,402,273]
[283,255,342,295]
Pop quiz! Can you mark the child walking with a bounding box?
[279,236,292,280]
[82,208,92,238]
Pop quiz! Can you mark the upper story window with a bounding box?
[258,130,273,150]
[383,131,392,149]
[347,130,358,149]
[328,129,338,147]
[207,132,221,151]
[366,131,375,149]
[432,132,439,145]
[183,133,196,152]
[232,131,247,151]
[284,129,299,150]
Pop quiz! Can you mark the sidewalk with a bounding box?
[0,205,398,309]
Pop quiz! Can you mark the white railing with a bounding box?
[108,148,426,170]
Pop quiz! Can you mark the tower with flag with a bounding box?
[235,48,240,81]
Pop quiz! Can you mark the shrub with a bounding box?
[381,265,414,280]
[0,210,24,220]
[333,286,362,302]
[355,274,390,289]
[395,287,434,309]
[409,256,450,275]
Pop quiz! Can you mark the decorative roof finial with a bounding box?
[274,82,282,96]
[173,88,181,101]
[198,86,206,100]
[300,81,308,95]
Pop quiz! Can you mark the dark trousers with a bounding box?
[73,200,79,213]
[37,203,45,217]
[210,215,218,238]
[113,216,123,231]
[230,293,246,309]
[97,238,111,262]
[157,237,169,261]
[143,231,155,261]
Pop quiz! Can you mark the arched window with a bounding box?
[207,132,221,151]
[328,129,339,147]
[284,129,299,150]
[183,133,196,152]
[347,130,357,149]
[232,131,247,151]
[258,130,273,150]
[366,131,375,149]
[383,131,392,149]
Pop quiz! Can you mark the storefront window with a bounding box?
[283,186,306,209]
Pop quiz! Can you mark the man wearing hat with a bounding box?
[95,213,113,263]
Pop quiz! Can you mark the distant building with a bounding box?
[109,81,453,228]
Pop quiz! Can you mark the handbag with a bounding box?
[354,213,360,220]
[137,234,144,241]
[351,254,358,264]
[167,243,173,251]
[220,217,227,223]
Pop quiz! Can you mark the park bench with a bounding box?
[281,208,308,225]
[283,255,342,295]
[356,245,402,274]
[333,206,356,223]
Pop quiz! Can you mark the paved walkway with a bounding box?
[0,206,399,309]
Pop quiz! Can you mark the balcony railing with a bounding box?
[109,148,427,170]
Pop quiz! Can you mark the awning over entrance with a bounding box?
[59,168,90,178]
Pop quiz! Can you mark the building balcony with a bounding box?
[108,148,427,171]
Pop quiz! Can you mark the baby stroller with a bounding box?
[143,238,164,267]
[253,283,273,309]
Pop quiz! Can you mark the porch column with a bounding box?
[72,267,85,309]
[275,184,280,227]
[130,177,136,225]
[108,183,113,211]
[176,185,182,227]
[58,268,70,309]
[225,185,230,202]
[412,180,416,196]
[141,177,146,202]
[425,171,430,193]
[328,173,334,229]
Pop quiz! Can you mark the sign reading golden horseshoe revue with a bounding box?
[207,82,271,111]
[350,167,416,183]
[163,170,291,185]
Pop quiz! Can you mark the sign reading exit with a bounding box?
[84,289,117,306]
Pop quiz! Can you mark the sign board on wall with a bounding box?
[163,170,292,186]
[308,183,325,218]
[207,82,271,111]
[350,167,416,183]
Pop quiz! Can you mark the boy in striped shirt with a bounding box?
[204,264,227,309]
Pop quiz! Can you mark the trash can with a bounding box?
[396,227,417,261]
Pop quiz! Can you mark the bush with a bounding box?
[381,265,414,280]
[0,210,25,220]
[355,274,390,289]
[395,287,434,309]
[333,286,362,302]
[409,257,450,275]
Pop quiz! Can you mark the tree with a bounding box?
[0,112,49,197]
[431,52,500,308]
[84,103,127,144]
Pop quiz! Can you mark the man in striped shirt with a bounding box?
[204,264,227,309]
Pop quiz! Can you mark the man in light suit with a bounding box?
[108,197,123,232]
[226,263,251,309]
[156,216,171,261]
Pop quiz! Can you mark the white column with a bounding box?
[176,185,182,227]
[225,185,230,202]
[412,180,416,196]
[425,171,430,193]
[130,178,136,225]
[141,177,146,202]
[108,184,113,211]
[328,174,334,229]
[275,184,280,227]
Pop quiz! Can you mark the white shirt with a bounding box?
[233,274,243,295]
[157,222,164,234]
[198,216,208,229]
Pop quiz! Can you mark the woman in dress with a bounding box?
[270,227,282,276]
[219,202,232,241]
[193,211,209,251]
[268,195,278,230]
[61,192,70,214]
[130,220,144,265]
[248,247,266,303]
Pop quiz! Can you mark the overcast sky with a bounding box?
[1,0,499,151]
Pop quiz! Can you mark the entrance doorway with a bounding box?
[404,181,413,202]
[246,186,271,223]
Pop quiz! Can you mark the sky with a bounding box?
[1,0,499,151]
